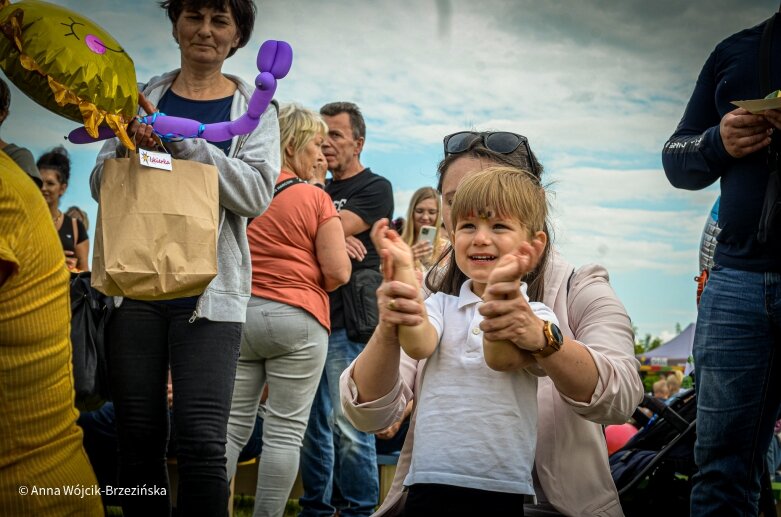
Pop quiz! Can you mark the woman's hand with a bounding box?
[312,154,328,185]
[375,399,413,439]
[375,419,403,440]
[411,240,433,261]
[480,292,546,352]
[376,277,425,329]
[127,93,159,149]
[64,250,78,271]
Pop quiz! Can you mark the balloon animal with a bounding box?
[0,0,292,150]
[67,40,292,146]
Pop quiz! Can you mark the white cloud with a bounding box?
[394,189,416,223]
[2,0,760,338]
[548,164,717,274]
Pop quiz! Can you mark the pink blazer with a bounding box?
[340,249,643,516]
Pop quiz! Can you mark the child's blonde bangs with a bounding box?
[450,166,546,233]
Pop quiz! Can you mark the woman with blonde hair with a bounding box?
[400,186,447,270]
[225,103,351,517]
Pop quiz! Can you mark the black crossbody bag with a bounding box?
[340,176,385,344]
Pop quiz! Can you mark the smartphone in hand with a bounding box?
[417,225,437,248]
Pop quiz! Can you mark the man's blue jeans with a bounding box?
[299,328,379,517]
[690,265,781,516]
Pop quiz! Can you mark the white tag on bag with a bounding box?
[138,148,173,171]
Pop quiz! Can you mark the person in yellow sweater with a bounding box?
[0,152,103,515]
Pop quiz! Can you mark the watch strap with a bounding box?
[532,320,563,358]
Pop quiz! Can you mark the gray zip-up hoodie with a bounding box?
[89,70,281,323]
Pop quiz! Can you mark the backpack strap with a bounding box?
[247,176,307,227]
[760,14,777,97]
[273,176,306,197]
[71,214,78,245]
[759,14,781,243]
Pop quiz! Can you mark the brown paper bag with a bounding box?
[91,202,121,296]
[91,151,219,300]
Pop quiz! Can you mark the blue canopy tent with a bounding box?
[637,323,695,368]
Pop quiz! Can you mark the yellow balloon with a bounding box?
[0,0,137,147]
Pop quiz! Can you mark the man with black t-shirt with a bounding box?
[299,102,393,517]
[663,8,781,515]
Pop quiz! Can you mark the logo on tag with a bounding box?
[139,149,173,171]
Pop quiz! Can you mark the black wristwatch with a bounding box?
[532,320,564,358]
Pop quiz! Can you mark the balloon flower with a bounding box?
[0,0,138,148]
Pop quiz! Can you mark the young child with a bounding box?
[653,378,670,401]
[375,166,559,516]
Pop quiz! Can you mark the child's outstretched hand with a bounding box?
[372,219,415,275]
[483,238,544,302]
[480,237,546,361]
[370,219,436,360]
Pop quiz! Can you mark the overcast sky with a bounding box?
[2,0,777,340]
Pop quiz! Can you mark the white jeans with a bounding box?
[226,297,328,517]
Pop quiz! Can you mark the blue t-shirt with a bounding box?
[151,88,233,308]
[157,89,233,155]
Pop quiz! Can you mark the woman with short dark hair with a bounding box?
[88,0,280,515]
[38,146,89,272]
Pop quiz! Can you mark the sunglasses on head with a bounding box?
[443,131,538,177]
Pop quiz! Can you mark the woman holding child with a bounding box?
[376,167,558,515]
[340,131,643,516]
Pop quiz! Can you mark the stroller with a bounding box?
[609,388,697,515]
[609,388,777,516]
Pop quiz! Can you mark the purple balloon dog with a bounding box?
[68,40,292,145]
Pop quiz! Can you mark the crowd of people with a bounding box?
[2,0,781,516]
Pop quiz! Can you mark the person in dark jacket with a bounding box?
[662,8,781,515]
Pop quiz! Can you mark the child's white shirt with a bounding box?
[404,280,558,495]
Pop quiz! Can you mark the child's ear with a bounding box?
[531,231,547,255]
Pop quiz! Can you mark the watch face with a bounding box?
[550,323,564,344]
